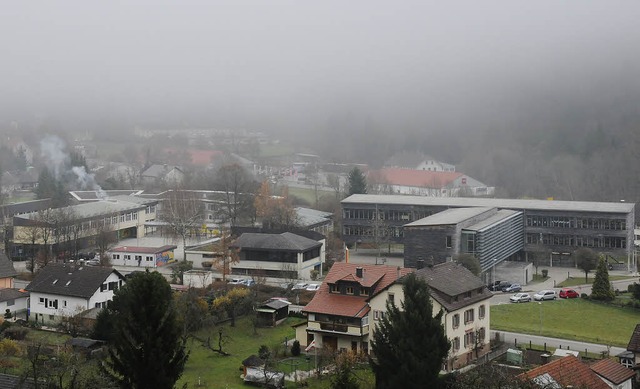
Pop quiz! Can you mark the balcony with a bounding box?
[307,320,368,336]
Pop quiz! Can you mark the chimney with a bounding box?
[355,267,363,278]
[417,259,425,269]
[397,266,401,279]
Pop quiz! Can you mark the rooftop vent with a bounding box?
[355,267,363,278]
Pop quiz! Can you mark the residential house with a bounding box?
[140,164,185,187]
[619,323,640,369]
[299,263,413,354]
[368,168,494,197]
[26,263,125,325]
[0,252,18,288]
[298,261,492,371]
[384,152,455,172]
[230,232,323,280]
[590,358,635,389]
[107,245,177,268]
[369,262,493,371]
[518,355,610,389]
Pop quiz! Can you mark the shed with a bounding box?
[256,299,291,327]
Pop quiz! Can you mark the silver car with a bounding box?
[509,293,531,303]
[533,290,556,301]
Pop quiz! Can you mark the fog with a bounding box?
[2,1,640,145]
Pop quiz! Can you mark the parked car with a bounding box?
[491,281,511,292]
[292,282,308,290]
[509,293,531,303]
[243,279,256,287]
[533,290,557,301]
[228,278,245,285]
[559,288,579,299]
[502,284,522,293]
[306,284,320,292]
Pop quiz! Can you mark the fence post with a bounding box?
[544,343,547,352]
[515,339,517,348]
[529,341,532,349]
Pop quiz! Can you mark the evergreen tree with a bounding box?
[591,257,615,301]
[454,254,481,276]
[331,351,360,389]
[370,273,450,389]
[100,271,188,389]
[35,167,56,199]
[347,167,367,195]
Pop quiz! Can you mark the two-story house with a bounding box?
[26,263,125,325]
[0,252,28,319]
[298,261,492,371]
[298,263,413,354]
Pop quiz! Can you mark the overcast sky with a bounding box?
[2,1,640,134]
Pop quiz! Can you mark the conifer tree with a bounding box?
[347,167,367,195]
[370,273,450,388]
[100,271,188,389]
[591,257,615,301]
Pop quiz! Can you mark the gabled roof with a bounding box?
[518,356,609,389]
[626,323,640,352]
[0,252,18,279]
[303,263,413,318]
[231,232,321,252]
[414,262,492,312]
[141,164,183,178]
[369,168,463,189]
[294,207,333,228]
[26,264,123,299]
[0,288,28,303]
[590,358,635,385]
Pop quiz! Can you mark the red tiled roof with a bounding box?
[518,356,609,389]
[304,263,413,318]
[590,358,635,385]
[369,168,462,189]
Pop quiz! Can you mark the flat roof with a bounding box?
[464,209,522,232]
[405,207,492,226]
[342,194,635,214]
[17,197,157,221]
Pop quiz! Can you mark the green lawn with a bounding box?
[286,186,335,206]
[557,275,636,287]
[491,298,640,347]
[178,316,306,388]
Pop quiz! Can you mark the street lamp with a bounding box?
[538,302,543,335]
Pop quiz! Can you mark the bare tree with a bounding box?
[95,213,117,266]
[162,189,204,261]
[212,163,258,226]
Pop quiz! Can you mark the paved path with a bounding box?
[493,330,626,357]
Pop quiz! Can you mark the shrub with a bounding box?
[541,269,548,278]
[0,320,12,334]
[3,326,28,340]
[201,261,213,268]
[580,293,589,299]
[291,340,301,356]
[258,345,271,360]
[631,283,640,300]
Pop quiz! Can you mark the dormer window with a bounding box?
[361,287,370,296]
[330,284,338,293]
[346,286,354,295]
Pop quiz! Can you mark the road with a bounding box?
[493,330,626,357]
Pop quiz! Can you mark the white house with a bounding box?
[26,263,125,325]
[108,245,177,268]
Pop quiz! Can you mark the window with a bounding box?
[39,297,45,305]
[346,286,354,295]
[388,293,395,304]
[452,314,460,329]
[452,337,460,352]
[446,236,452,248]
[112,254,120,260]
[146,256,154,262]
[135,255,142,261]
[479,305,486,319]
[100,283,107,292]
[361,287,370,296]
[374,311,379,321]
[464,309,474,324]
[464,331,475,348]
[124,255,131,260]
[64,300,67,307]
[478,327,486,343]
[330,284,339,293]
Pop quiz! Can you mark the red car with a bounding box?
[559,288,579,299]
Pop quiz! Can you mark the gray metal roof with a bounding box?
[0,288,28,303]
[0,252,18,279]
[464,209,523,232]
[231,232,322,252]
[342,194,635,214]
[405,207,492,226]
[17,197,156,221]
[295,207,333,227]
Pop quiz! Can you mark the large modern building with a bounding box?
[341,194,636,273]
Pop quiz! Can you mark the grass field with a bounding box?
[491,298,640,347]
[178,316,306,388]
[557,275,636,287]
[287,186,335,207]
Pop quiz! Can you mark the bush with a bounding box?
[291,340,301,356]
[201,261,213,268]
[541,269,548,278]
[580,293,589,299]
[3,326,28,340]
[631,283,640,300]
[0,320,12,334]
[258,344,271,360]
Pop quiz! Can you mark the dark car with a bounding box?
[491,281,511,292]
[559,288,579,299]
[502,283,522,293]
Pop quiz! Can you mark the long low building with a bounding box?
[341,194,636,272]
